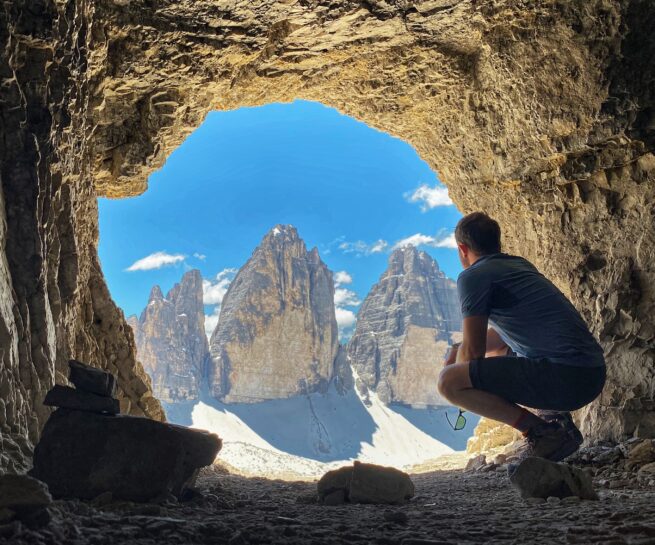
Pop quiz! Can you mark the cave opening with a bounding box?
[98,99,478,479]
[2,1,655,541]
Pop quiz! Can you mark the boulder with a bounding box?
[43,385,120,415]
[509,457,598,500]
[349,462,415,505]
[31,409,222,502]
[317,462,414,505]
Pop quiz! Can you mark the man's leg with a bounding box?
[437,362,545,433]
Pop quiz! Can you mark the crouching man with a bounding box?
[438,212,606,463]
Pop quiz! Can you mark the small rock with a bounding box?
[479,463,498,473]
[317,466,352,502]
[91,491,114,506]
[546,496,561,504]
[465,455,486,471]
[0,508,15,524]
[634,465,654,482]
[493,453,508,465]
[0,474,52,510]
[349,461,415,505]
[525,497,546,505]
[626,440,655,470]
[68,360,117,397]
[383,510,408,524]
[608,479,630,489]
[509,457,598,500]
[323,489,346,506]
[43,385,120,415]
[561,496,581,504]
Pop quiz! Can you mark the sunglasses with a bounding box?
[445,409,467,431]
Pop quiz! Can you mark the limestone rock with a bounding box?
[348,246,461,405]
[509,457,598,500]
[208,225,338,402]
[31,409,221,502]
[43,385,120,415]
[349,461,415,505]
[317,462,414,505]
[467,417,522,454]
[130,270,209,403]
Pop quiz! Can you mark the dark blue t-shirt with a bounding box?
[457,253,604,367]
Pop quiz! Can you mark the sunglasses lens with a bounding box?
[456,415,466,430]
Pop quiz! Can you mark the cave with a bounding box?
[1,0,655,542]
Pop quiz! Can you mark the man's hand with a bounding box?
[444,342,460,366]
[457,315,489,363]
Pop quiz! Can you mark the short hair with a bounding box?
[455,212,501,255]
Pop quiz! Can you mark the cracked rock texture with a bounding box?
[348,246,461,405]
[1,0,654,470]
[208,226,338,402]
[128,270,209,403]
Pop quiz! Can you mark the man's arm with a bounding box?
[456,315,489,363]
[485,327,509,357]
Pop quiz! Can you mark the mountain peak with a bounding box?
[148,285,164,302]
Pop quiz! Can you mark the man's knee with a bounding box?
[438,366,457,401]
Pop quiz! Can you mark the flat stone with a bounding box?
[68,360,117,397]
[465,454,486,471]
[509,457,598,500]
[349,461,415,505]
[626,440,655,470]
[31,408,222,502]
[0,474,52,509]
[44,385,120,415]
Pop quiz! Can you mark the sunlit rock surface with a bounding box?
[348,247,462,405]
[0,0,654,471]
[129,270,209,403]
[208,226,338,402]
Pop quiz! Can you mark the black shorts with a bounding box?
[468,356,606,411]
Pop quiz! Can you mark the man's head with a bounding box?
[455,212,501,269]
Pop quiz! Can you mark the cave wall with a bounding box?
[0,0,653,471]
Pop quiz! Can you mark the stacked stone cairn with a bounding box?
[31,360,222,503]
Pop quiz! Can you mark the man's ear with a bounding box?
[457,242,469,256]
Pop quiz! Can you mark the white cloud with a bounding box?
[405,183,453,211]
[338,239,388,256]
[204,307,221,339]
[335,307,357,331]
[392,232,458,250]
[193,253,207,261]
[202,268,238,305]
[334,271,353,286]
[126,251,186,272]
[203,268,238,339]
[335,288,361,307]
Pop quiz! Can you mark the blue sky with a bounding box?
[98,100,462,339]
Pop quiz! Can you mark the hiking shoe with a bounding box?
[507,421,581,475]
[539,411,584,446]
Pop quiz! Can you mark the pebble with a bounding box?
[383,510,408,524]
[546,496,561,505]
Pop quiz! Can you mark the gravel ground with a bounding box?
[2,463,655,545]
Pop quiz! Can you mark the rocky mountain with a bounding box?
[128,270,209,403]
[208,225,339,403]
[347,246,462,406]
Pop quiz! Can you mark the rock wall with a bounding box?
[1,0,654,470]
[348,247,462,405]
[208,225,339,402]
[129,270,209,403]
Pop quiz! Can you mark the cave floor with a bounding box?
[4,465,655,545]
